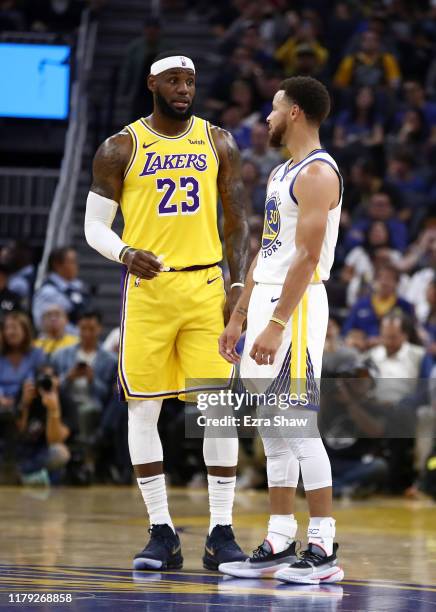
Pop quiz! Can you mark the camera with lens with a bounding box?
[36,374,54,392]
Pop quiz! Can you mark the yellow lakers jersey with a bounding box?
[121,116,221,268]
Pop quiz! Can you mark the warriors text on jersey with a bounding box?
[121,115,221,269]
[254,149,343,284]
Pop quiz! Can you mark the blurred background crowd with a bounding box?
[0,0,435,500]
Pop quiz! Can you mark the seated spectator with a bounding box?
[241,160,267,216]
[242,122,282,188]
[205,46,262,119]
[0,312,45,411]
[334,30,401,91]
[51,311,117,439]
[342,220,403,306]
[344,328,368,353]
[343,158,382,215]
[385,151,428,225]
[0,241,35,310]
[366,314,425,494]
[344,191,408,253]
[322,373,389,499]
[34,304,78,356]
[15,365,78,485]
[293,43,329,81]
[238,23,276,71]
[342,265,414,342]
[0,262,22,321]
[322,317,360,376]
[396,80,436,146]
[33,247,90,332]
[228,79,260,127]
[418,278,436,369]
[367,314,425,402]
[333,86,384,154]
[388,108,430,165]
[325,1,358,72]
[400,229,436,321]
[275,19,328,77]
[219,105,252,150]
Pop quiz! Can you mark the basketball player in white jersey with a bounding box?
[217,76,344,584]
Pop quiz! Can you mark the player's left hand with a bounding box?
[249,323,283,365]
[224,286,243,325]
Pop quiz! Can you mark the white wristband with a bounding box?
[230,282,245,289]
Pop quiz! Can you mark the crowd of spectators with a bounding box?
[1,0,436,499]
[0,243,129,486]
[201,0,436,498]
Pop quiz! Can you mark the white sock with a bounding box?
[136,475,175,533]
[266,514,298,554]
[208,475,236,534]
[308,516,335,556]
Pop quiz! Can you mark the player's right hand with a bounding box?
[123,248,163,279]
[218,320,243,364]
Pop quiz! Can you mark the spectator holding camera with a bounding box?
[15,365,78,484]
[342,265,414,344]
[35,304,78,356]
[51,311,117,438]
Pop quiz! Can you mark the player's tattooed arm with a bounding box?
[89,130,162,278]
[90,130,133,202]
[212,126,250,318]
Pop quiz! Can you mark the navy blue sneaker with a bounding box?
[203,525,247,570]
[133,524,183,570]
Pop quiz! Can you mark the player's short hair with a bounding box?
[279,76,330,126]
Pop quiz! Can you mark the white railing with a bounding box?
[35,9,98,289]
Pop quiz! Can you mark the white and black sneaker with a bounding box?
[219,539,298,578]
[275,543,344,584]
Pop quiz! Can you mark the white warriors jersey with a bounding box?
[254,149,343,284]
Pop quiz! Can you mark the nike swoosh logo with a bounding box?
[271,297,280,303]
[205,545,215,556]
[172,545,181,555]
[143,140,159,149]
[217,480,234,484]
[207,276,221,285]
[139,477,160,485]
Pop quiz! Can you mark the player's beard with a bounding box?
[155,91,194,121]
[269,124,286,148]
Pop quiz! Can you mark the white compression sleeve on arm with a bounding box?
[84,191,128,262]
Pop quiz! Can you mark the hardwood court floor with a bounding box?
[0,485,435,611]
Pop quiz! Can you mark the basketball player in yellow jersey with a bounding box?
[84,52,249,570]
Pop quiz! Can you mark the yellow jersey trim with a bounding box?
[206,121,219,166]
[139,116,195,140]
[123,125,139,179]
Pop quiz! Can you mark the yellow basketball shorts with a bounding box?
[118,265,233,400]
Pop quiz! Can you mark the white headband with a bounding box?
[150,56,195,75]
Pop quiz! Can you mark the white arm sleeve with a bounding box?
[84,191,128,263]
